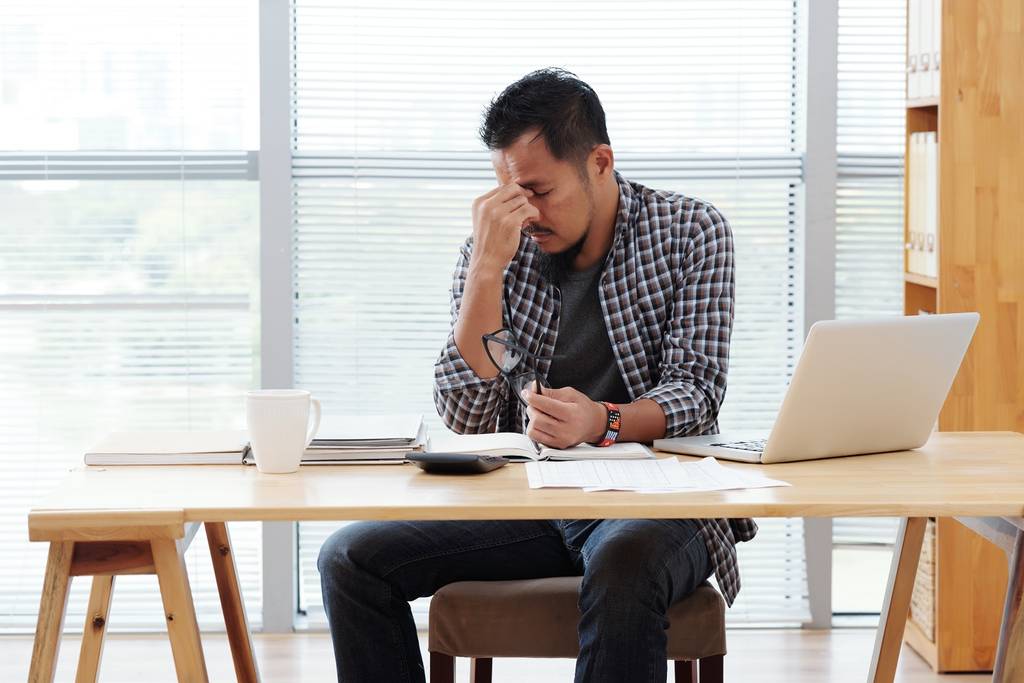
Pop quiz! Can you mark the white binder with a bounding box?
[930,0,941,98]
[907,133,926,276]
[921,0,934,98]
[924,132,939,278]
[908,0,922,99]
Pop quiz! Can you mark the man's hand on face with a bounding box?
[470,183,540,273]
[521,385,609,450]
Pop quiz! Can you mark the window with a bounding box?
[832,0,907,615]
[0,1,262,630]
[4,0,907,632]
[292,0,808,626]
[835,0,906,319]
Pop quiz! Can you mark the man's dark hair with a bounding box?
[479,68,610,167]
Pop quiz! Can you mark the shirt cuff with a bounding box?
[433,333,502,395]
[638,382,711,438]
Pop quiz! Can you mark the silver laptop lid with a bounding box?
[760,312,979,463]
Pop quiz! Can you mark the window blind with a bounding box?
[835,0,906,320]
[832,0,906,549]
[0,1,262,632]
[292,0,809,626]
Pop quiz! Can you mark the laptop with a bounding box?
[653,313,979,464]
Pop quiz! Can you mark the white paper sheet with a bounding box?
[526,457,790,493]
[526,457,690,489]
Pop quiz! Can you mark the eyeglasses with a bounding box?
[481,328,554,407]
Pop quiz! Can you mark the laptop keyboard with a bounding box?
[710,439,767,453]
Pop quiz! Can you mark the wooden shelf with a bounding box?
[901,0,1024,671]
[904,272,938,288]
[903,520,1009,673]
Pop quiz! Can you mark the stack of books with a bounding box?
[291,413,426,465]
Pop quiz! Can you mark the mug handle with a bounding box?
[305,398,322,449]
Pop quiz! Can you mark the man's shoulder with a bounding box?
[624,177,729,240]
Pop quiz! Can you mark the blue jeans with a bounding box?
[317,518,712,683]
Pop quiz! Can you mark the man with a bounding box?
[318,68,756,683]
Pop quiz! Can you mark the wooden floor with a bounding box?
[2,629,991,682]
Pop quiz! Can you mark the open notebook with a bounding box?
[427,431,654,462]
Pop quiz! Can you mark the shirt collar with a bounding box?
[609,170,637,253]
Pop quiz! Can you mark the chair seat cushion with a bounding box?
[428,577,726,660]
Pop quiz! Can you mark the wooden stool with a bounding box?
[27,519,258,683]
[428,577,725,683]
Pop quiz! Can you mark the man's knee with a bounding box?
[584,531,667,593]
[579,546,670,635]
[317,521,388,583]
[580,523,700,610]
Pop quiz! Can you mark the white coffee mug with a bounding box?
[245,389,322,474]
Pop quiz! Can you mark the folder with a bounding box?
[907,133,926,276]
[930,0,941,98]
[913,133,921,274]
[924,132,938,278]
[919,0,934,99]
[908,0,921,99]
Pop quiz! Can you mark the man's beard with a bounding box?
[534,191,596,285]
[536,230,587,286]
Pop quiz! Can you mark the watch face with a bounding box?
[598,402,621,447]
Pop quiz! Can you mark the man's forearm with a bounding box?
[586,397,667,443]
[618,398,668,442]
[453,262,505,379]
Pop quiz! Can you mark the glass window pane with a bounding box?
[0,1,259,150]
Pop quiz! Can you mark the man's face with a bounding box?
[490,130,595,256]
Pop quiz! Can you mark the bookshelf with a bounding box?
[901,0,1024,673]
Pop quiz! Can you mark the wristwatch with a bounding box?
[596,402,621,447]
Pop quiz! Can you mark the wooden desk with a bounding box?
[26,432,1024,683]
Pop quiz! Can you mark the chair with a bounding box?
[428,576,726,683]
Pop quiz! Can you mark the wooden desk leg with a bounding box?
[151,537,210,683]
[205,522,260,683]
[867,516,926,683]
[75,575,115,683]
[28,541,74,683]
[993,528,1024,682]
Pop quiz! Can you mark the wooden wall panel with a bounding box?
[937,0,1024,433]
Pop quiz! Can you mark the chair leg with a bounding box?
[674,659,698,683]
[470,657,493,683]
[430,652,455,683]
[699,654,724,683]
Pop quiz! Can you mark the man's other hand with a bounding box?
[521,385,608,449]
[470,183,540,273]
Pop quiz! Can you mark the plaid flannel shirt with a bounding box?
[432,172,757,606]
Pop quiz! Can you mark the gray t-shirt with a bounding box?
[546,263,632,404]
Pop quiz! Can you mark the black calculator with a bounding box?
[406,452,509,474]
